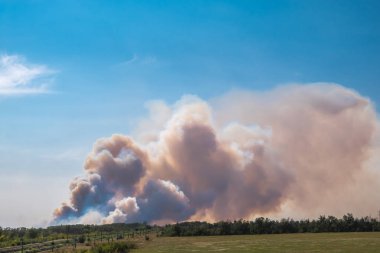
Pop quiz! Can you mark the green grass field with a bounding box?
[132,232,380,253]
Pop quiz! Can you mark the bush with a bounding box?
[78,235,86,243]
[90,242,137,253]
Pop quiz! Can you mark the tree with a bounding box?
[27,228,39,239]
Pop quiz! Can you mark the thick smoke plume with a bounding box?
[53,83,380,224]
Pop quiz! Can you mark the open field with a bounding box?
[2,227,380,253]
[132,232,380,253]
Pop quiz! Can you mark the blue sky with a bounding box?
[0,0,380,227]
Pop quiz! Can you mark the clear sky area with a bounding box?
[1,0,380,227]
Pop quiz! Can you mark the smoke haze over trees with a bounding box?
[161,214,380,236]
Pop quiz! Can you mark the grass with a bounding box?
[131,232,380,253]
[52,241,137,253]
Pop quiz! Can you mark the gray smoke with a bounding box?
[53,83,380,224]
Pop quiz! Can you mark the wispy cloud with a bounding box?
[116,54,158,67]
[0,54,55,96]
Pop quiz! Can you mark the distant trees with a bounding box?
[0,214,379,247]
[161,214,380,236]
[0,223,152,248]
[27,228,39,239]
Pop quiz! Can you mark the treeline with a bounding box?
[0,223,152,248]
[1,214,379,246]
[161,214,380,236]
[48,223,151,234]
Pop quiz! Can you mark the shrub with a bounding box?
[89,242,137,253]
[78,235,86,243]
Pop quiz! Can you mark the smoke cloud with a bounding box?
[53,83,380,224]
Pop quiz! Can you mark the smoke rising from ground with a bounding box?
[53,83,380,224]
